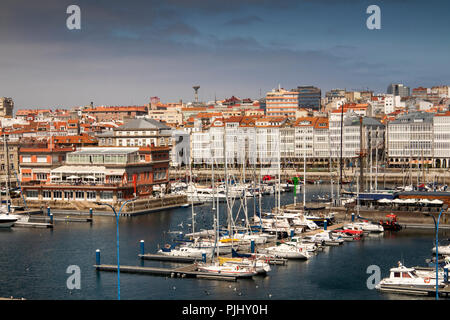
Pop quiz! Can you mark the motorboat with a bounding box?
[432,244,450,256]
[157,244,213,259]
[0,214,18,228]
[345,221,384,233]
[376,262,446,292]
[315,231,345,245]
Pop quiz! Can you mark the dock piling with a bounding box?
[96,249,101,265]
[140,240,145,256]
[49,214,53,225]
[324,219,327,231]
[251,240,255,253]
[89,208,93,220]
[47,206,50,217]
[351,213,355,222]
[202,253,206,263]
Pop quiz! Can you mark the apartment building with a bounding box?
[265,88,299,118]
[0,97,14,118]
[387,112,434,168]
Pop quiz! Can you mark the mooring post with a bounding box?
[47,206,50,217]
[251,240,255,253]
[444,267,449,284]
[323,219,327,231]
[140,240,145,256]
[96,249,101,265]
[202,253,206,263]
[351,213,355,222]
[49,213,53,225]
[290,229,294,239]
[89,208,93,220]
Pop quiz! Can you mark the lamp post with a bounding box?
[424,207,445,300]
[95,197,137,300]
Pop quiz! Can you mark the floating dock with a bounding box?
[138,253,287,265]
[28,216,92,223]
[14,221,53,229]
[94,264,249,281]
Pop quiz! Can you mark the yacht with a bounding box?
[218,256,271,275]
[157,244,213,259]
[345,221,384,233]
[0,213,18,228]
[196,261,257,278]
[259,243,311,259]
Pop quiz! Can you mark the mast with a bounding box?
[277,128,281,213]
[3,134,10,213]
[190,131,195,235]
[303,151,306,209]
[224,124,231,235]
[339,104,344,199]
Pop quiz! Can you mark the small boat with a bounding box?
[196,261,257,278]
[376,262,446,293]
[157,243,213,259]
[379,214,402,231]
[345,221,384,233]
[218,256,271,275]
[0,214,18,228]
[432,244,450,256]
[259,243,311,259]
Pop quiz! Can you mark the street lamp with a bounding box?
[424,207,445,300]
[95,197,137,300]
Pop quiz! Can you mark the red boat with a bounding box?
[379,214,402,231]
[334,229,364,236]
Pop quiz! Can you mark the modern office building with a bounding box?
[387,83,410,97]
[293,86,322,110]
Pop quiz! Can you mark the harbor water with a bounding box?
[0,184,448,300]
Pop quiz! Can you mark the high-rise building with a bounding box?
[387,83,410,97]
[293,86,322,110]
[265,88,299,118]
[0,97,14,118]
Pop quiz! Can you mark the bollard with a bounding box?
[47,206,51,216]
[140,240,145,256]
[290,229,295,239]
[89,208,93,220]
[251,240,255,253]
[7,203,11,214]
[351,213,355,222]
[323,219,327,231]
[202,253,206,263]
[50,213,54,224]
[445,267,449,283]
[96,249,101,265]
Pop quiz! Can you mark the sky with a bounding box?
[0,0,449,109]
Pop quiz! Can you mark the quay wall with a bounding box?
[13,194,188,214]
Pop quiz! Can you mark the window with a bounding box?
[26,190,38,199]
[64,191,73,200]
[43,190,51,199]
[54,191,62,200]
[86,191,96,201]
[22,155,31,163]
[37,155,47,163]
[36,173,47,180]
[75,191,84,200]
[100,191,113,201]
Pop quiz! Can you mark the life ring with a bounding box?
[424,277,431,283]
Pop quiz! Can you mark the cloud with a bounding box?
[224,16,264,26]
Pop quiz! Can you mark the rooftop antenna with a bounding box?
[193,86,200,103]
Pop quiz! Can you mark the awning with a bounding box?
[67,175,80,180]
[430,199,444,204]
[84,176,97,180]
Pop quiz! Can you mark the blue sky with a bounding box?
[0,0,449,109]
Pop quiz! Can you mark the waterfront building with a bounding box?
[21,146,170,203]
[325,89,346,104]
[387,112,434,168]
[0,135,20,188]
[433,111,450,168]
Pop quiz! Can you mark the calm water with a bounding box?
[0,184,447,300]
